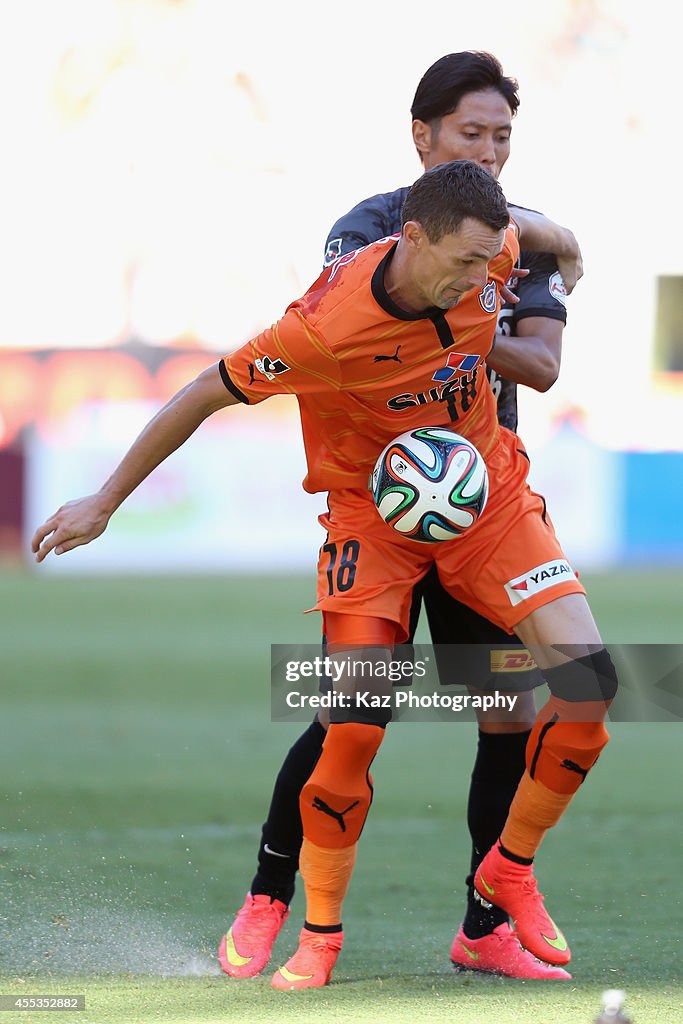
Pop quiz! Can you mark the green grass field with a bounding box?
[1,568,681,1023]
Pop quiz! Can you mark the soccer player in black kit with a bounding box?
[219,51,577,982]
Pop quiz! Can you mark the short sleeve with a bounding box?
[222,307,342,405]
[513,251,568,326]
[323,189,408,267]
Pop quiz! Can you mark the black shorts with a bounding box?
[408,564,545,693]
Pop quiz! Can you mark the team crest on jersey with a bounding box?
[324,237,343,266]
[432,352,480,383]
[254,355,290,381]
[478,281,498,313]
[548,271,567,307]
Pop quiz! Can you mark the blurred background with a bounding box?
[1,0,681,574]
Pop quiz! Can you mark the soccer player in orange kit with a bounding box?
[221,51,579,986]
[32,160,616,991]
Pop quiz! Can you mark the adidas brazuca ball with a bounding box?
[371,427,489,542]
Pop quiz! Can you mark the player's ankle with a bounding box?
[462,900,507,940]
[251,884,294,907]
[497,841,534,866]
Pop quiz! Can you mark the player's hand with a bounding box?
[556,230,583,294]
[501,266,529,305]
[32,494,112,562]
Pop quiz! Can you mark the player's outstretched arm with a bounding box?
[32,363,237,562]
[508,206,582,294]
[487,316,563,392]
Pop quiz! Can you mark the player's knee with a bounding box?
[300,722,384,847]
[525,650,618,796]
[476,688,536,732]
[542,648,618,705]
[591,647,619,702]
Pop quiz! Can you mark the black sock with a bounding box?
[250,718,325,906]
[462,729,530,939]
[498,842,533,866]
[303,921,342,934]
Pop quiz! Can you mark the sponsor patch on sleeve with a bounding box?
[324,237,343,266]
[254,355,290,381]
[504,559,574,606]
[548,271,567,307]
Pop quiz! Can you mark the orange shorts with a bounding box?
[313,427,584,640]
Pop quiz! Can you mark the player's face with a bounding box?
[414,217,506,311]
[415,89,513,180]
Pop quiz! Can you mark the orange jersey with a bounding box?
[222,228,519,493]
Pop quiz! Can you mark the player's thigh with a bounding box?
[422,569,542,693]
[513,592,603,670]
[319,611,401,727]
[405,565,434,643]
[436,490,584,636]
[314,490,432,642]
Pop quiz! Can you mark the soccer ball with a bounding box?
[371,427,488,542]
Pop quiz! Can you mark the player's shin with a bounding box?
[299,721,385,929]
[463,728,529,937]
[500,648,618,859]
[472,650,617,966]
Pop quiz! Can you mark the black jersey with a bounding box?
[323,187,568,431]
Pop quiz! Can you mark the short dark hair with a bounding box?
[401,160,509,242]
[410,51,520,124]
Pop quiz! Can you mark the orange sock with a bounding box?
[300,838,356,927]
[299,721,384,929]
[526,695,610,794]
[300,722,385,848]
[500,771,573,860]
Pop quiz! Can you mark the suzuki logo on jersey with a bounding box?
[254,355,290,381]
[387,364,479,416]
[432,352,480,383]
[504,560,574,606]
[548,271,568,307]
[478,281,498,313]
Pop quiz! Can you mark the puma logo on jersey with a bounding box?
[374,345,402,363]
